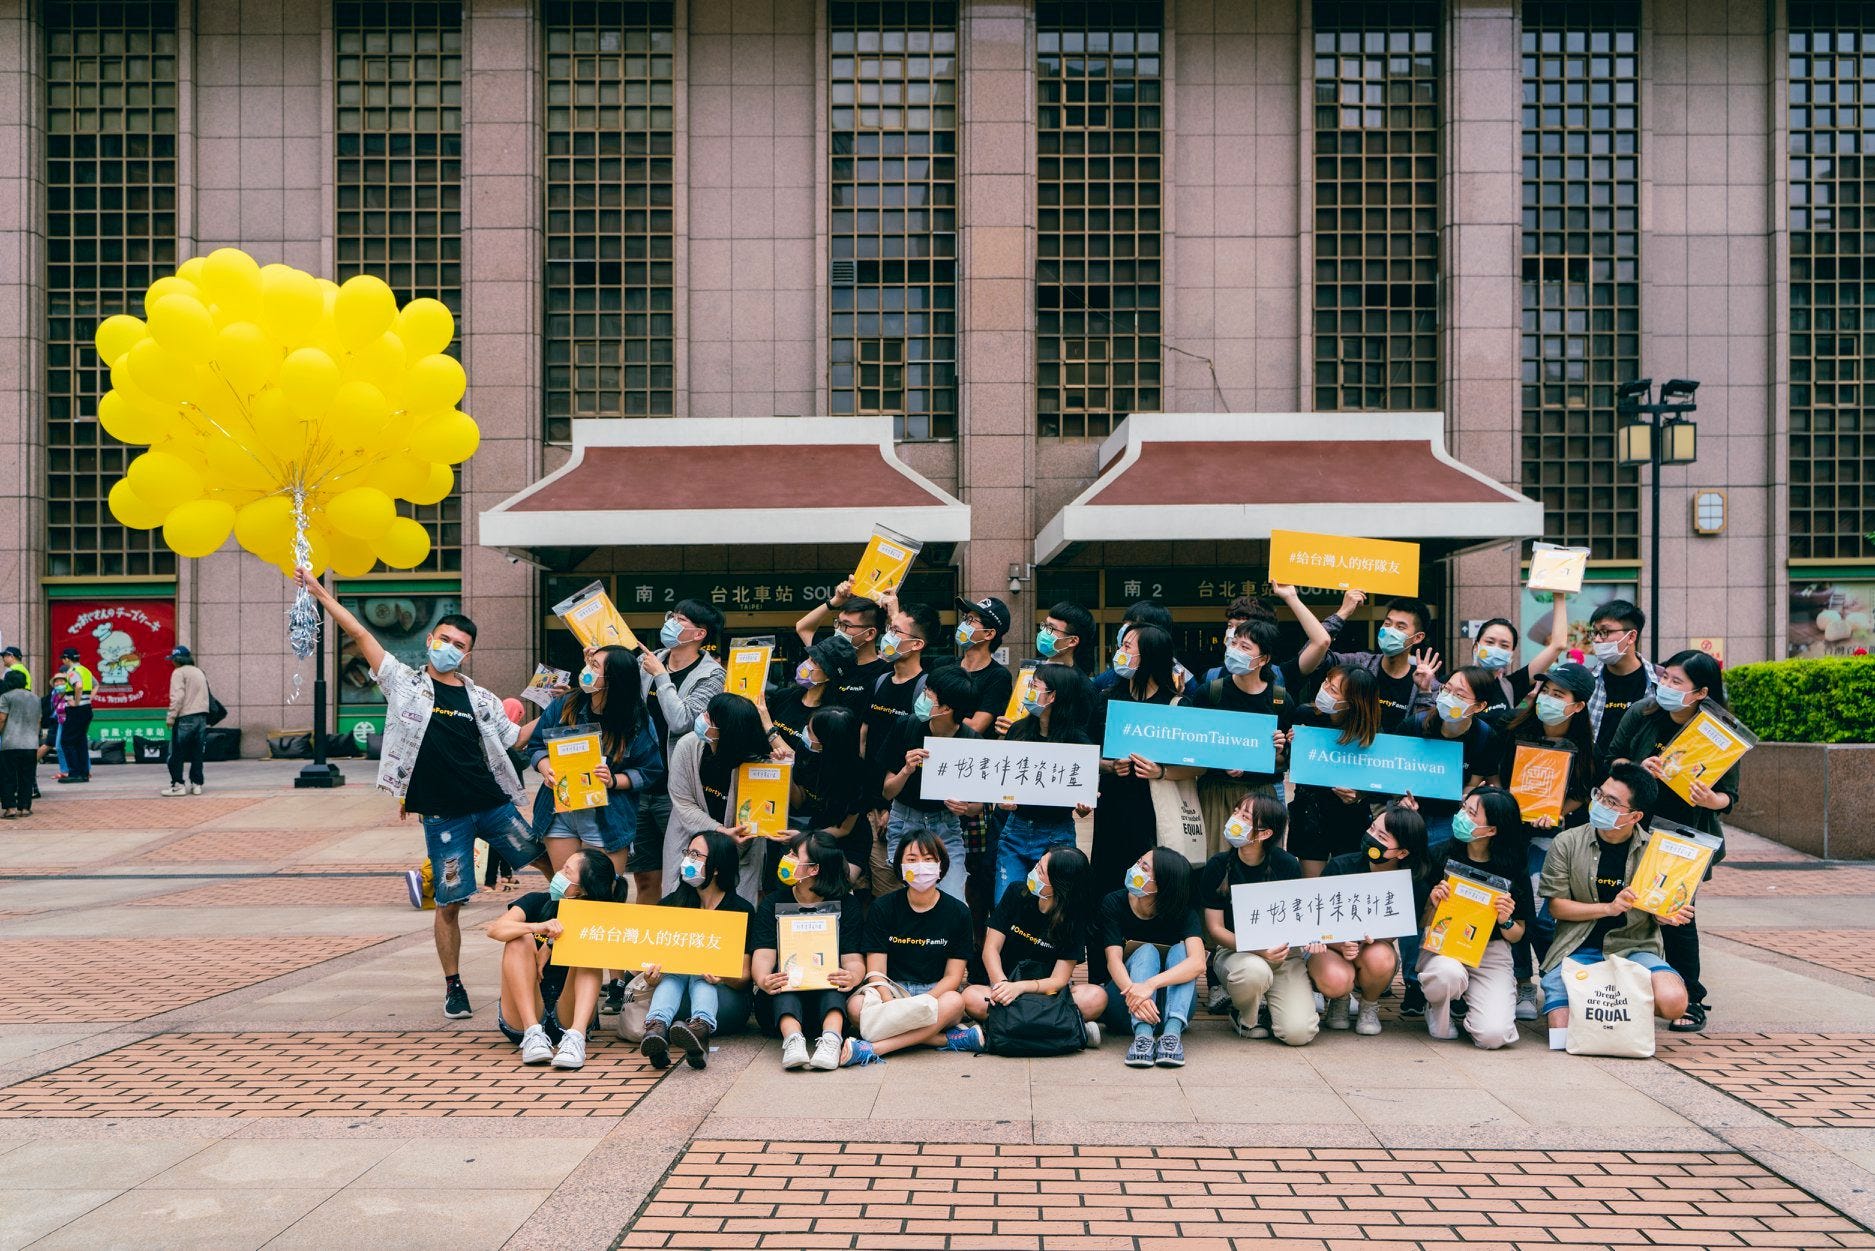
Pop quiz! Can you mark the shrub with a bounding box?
[1725,657,1875,744]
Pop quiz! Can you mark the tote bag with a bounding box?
[1148,777,1207,865]
[1562,953,1657,1058]
[858,977,941,1042]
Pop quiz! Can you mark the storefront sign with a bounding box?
[49,597,176,710]
[1098,569,1347,609]
[545,569,959,619]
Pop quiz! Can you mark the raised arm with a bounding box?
[793,578,853,647]
[297,567,385,675]
[1275,582,1339,676]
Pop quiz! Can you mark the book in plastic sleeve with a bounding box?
[544,723,608,813]
[775,903,840,990]
[734,761,792,838]
[850,525,922,598]
[1629,820,1723,917]
[1421,861,1512,969]
[1508,742,1573,825]
[724,640,774,701]
[551,580,640,651]
[519,664,571,709]
[1527,542,1590,594]
[1656,704,1757,804]
[1003,662,1038,724]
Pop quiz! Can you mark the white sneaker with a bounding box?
[159,783,186,797]
[1355,1002,1383,1036]
[1426,999,1458,1040]
[1083,1021,1101,1048]
[781,1032,810,1070]
[520,1023,553,1065]
[809,1031,842,1071]
[187,783,202,795]
[1515,981,1540,1022]
[551,1029,586,1069]
[1324,995,1352,1030]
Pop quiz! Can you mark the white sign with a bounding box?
[917,737,1100,808]
[1230,869,1418,950]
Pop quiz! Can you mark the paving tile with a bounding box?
[1659,1032,1875,1128]
[1714,929,1875,984]
[132,828,334,865]
[0,1140,211,1189]
[352,1137,602,1188]
[0,1188,120,1249]
[4,797,265,834]
[29,1185,330,1250]
[143,1139,399,1189]
[1704,867,1875,897]
[267,1187,549,1250]
[127,875,414,908]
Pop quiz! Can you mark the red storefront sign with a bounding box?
[48,598,177,710]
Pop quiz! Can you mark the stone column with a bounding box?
[0,4,45,664]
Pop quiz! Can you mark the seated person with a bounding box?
[1096,847,1205,1069]
[963,845,1107,1044]
[750,831,865,1072]
[485,848,617,1070]
[843,830,977,1065]
[639,830,755,1071]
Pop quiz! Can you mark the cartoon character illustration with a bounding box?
[90,621,141,685]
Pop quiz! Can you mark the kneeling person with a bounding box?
[1201,794,1318,1046]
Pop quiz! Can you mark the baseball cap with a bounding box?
[954,596,1012,640]
[169,645,194,663]
[60,647,80,661]
[1542,661,1596,701]
[0,646,20,660]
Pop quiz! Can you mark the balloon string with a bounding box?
[286,485,320,706]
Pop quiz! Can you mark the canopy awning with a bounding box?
[1034,412,1545,565]
[480,417,970,564]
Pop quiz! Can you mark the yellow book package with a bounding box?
[724,640,774,701]
[1526,542,1590,594]
[775,903,840,990]
[1656,704,1758,804]
[851,525,923,598]
[1421,862,1512,969]
[544,723,608,813]
[734,761,792,838]
[1508,742,1573,825]
[551,580,641,652]
[1629,820,1722,917]
[1004,663,1038,724]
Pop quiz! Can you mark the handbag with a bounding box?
[858,976,941,1042]
[983,960,1085,1057]
[1562,953,1657,1058]
[613,973,655,1044]
[206,690,228,726]
[1147,776,1207,865]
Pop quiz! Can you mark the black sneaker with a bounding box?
[444,982,472,1019]
[600,978,625,1016]
[1399,984,1427,1018]
[1451,995,1470,1021]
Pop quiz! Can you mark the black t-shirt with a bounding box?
[1092,888,1202,957]
[862,887,975,985]
[1435,852,1537,932]
[1595,665,1652,764]
[404,680,509,818]
[957,658,1014,732]
[1374,666,1419,733]
[507,890,568,993]
[1583,833,1633,950]
[836,657,894,719]
[1321,851,1435,919]
[697,745,734,824]
[763,687,823,757]
[656,886,757,953]
[749,888,866,958]
[648,657,701,754]
[878,714,981,811]
[1198,846,1303,934]
[989,882,1086,973]
[1416,716,1499,818]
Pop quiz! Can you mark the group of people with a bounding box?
[300,561,1737,1073]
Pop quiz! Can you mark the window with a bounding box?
[856,338,906,413]
[44,1,180,578]
[1037,1,1162,438]
[1311,0,1439,412]
[335,1,463,574]
[544,1,677,442]
[1519,0,1642,561]
[829,1,958,441]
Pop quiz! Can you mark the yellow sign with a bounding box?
[1657,706,1756,804]
[551,580,641,652]
[545,725,608,813]
[1508,742,1572,825]
[1268,529,1420,598]
[725,644,773,701]
[735,762,792,838]
[1630,822,1721,917]
[851,525,922,598]
[776,903,842,990]
[550,899,747,978]
[1422,864,1512,969]
[1004,663,1038,724]
[1527,543,1590,594]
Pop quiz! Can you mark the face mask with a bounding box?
[1436,690,1472,722]
[795,661,819,689]
[776,854,804,885]
[548,872,570,901]
[1026,866,1049,898]
[693,713,710,741]
[1223,648,1255,677]
[878,630,902,660]
[1474,643,1512,671]
[1361,832,1389,862]
[1377,625,1410,656]
[659,617,686,650]
[902,862,942,891]
[912,691,935,722]
[1593,636,1627,663]
[1450,810,1479,843]
[1314,688,1344,716]
[1020,690,1046,715]
[801,735,821,754]
[1223,815,1253,848]
[427,639,464,673]
[1111,649,1136,678]
[1535,693,1571,725]
[679,856,706,885]
[1588,799,1624,832]
[955,622,977,648]
[579,668,599,691]
[1656,684,1692,712]
[1035,628,1059,658]
[1124,864,1153,898]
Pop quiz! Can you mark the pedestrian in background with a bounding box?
[160,645,211,797]
[55,647,94,784]
[0,670,40,818]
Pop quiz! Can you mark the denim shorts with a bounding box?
[1540,948,1674,1015]
[422,803,545,906]
[544,808,633,854]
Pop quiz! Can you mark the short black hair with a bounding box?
[900,601,941,645]
[673,598,724,647]
[1239,617,1281,658]
[1381,598,1430,636]
[924,664,979,720]
[1604,760,1660,815]
[1124,600,1173,631]
[893,827,951,879]
[436,613,477,644]
[839,595,886,632]
[1591,598,1646,634]
[1226,594,1272,623]
[1045,600,1098,673]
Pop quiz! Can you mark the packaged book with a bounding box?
[1422,861,1513,969]
[551,581,640,652]
[1630,820,1723,917]
[543,723,608,813]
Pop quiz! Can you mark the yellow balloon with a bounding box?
[325,529,378,578]
[404,461,454,506]
[212,321,281,394]
[327,380,388,446]
[235,495,297,560]
[260,265,324,346]
[334,275,398,349]
[176,256,208,285]
[373,516,431,570]
[141,276,201,320]
[126,450,205,511]
[409,409,480,464]
[326,486,396,540]
[96,391,169,445]
[346,331,407,399]
[405,353,467,413]
[200,247,263,314]
[251,389,306,462]
[367,453,429,498]
[205,435,279,494]
[163,498,237,559]
[95,314,148,364]
[108,479,168,530]
[127,337,192,404]
[397,298,455,357]
[278,347,342,420]
[147,293,217,364]
[109,367,180,426]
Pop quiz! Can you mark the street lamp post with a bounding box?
[1615,377,1700,662]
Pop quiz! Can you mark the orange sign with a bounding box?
[1268,529,1420,598]
[1508,743,1571,825]
[1691,636,1726,665]
[550,899,747,978]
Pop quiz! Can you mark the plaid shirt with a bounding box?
[1586,660,1656,744]
[369,653,526,809]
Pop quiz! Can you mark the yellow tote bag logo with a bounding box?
[550,899,747,978]
[1268,529,1420,598]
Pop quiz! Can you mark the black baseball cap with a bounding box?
[60,647,81,661]
[1543,661,1596,701]
[955,596,1012,640]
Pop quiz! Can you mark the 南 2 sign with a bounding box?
[550,899,746,979]
[1268,529,1420,599]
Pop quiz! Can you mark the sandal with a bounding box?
[1668,1002,1709,1033]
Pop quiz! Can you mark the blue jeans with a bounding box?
[995,812,1075,905]
[421,803,544,906]
[885,802,967,902]
[1540,948,1674,1015]
[647,973,750,1032]
[1101,943,1197,1037]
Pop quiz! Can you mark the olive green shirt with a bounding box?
[1538,821,1664,973]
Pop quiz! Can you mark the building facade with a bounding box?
[0,0,1861,749]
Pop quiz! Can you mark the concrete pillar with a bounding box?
[0,4,44,665]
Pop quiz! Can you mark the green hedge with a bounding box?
[1725,656,1875,744]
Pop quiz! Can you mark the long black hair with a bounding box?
[703,692,769,765]
[1124,623,1177,701]
[545,848,619,916]
[1377,801,1431,882]
[1143,846,1192,920]
[805,705,864,824]
[1464,784,1529,871]
[1038,844,1096,949]
[785,828,850,899]
[667,828,742,907]
[563,644,648,759]
[1007,663,1094,745]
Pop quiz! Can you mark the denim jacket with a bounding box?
[526,693,667,842]
[370,653,526,809]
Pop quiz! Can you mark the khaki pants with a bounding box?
[1417,940,1520,1050]
[1211,948,1320,1047]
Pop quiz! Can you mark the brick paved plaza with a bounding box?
[1,763,1873,1250]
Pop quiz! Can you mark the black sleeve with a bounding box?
[1182,680,1212,710]
[977,666,1014,724]
[862,892,891,955]
[1177,908,1204,943]
[837,895,865,956]
[946,897,977,960]
[1509,864,1537,929]
[988,882,1023,934]
[1092,891,1125,954]
[1196,854,1229,913]
[749,895,779,952]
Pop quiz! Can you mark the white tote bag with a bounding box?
[1562,953,1657,1058]
[1148,777,1207,865]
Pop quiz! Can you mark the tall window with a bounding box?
[1036,0,1162,439]
[1789,2,1875,561]
[44,2,179,578]
[1311,0,1439,412]
[1518,1,1641,560]
[335,1,463,573]
[544,1,676,443]
[829,1,958,441]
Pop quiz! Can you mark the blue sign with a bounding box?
[1101,700,1277,773]
[1288,724,1465,801]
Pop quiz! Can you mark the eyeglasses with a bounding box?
[1590,626,1630,640]
[1589,787,1632,813]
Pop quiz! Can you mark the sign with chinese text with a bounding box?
[49,597,176,710]
[1268,529,1420,598]
[1230,869,1417,949]
[546,570,960,619]
[1288,724,1464,801]
[1101,699,1277,773]
[850,525,922,598]
[1508,743,1572,825]
[1097,569,1346,609]
[917,738,1099,808]
[550,899,747,978]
